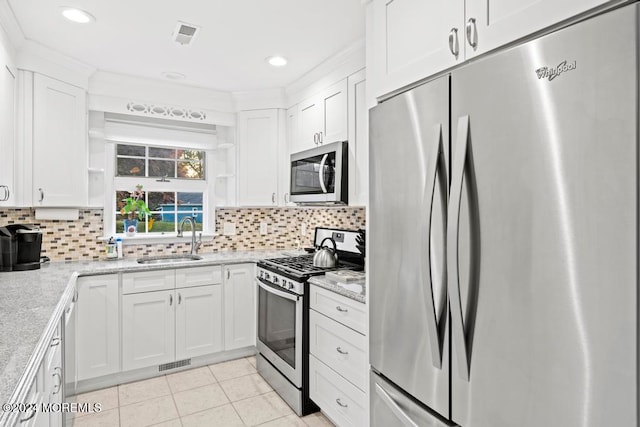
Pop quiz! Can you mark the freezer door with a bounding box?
[371,372,456,427]
[449,5,638,427]
[369,75,450,417]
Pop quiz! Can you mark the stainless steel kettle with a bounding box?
[313,237,338,268]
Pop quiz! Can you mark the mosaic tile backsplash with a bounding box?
[0,207,365,261]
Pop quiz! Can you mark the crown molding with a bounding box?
[285,38,365,107]
[0,0,24,51]
[232,88,287,111]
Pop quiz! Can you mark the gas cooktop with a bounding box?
[258,254,361,279]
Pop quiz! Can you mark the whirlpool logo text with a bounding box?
[535,60,577,81]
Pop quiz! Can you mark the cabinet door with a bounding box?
[0,60,15,205]
[369,0,464,99]
[175,285,223,359]
[347,70,367,206]
[76,274,119,381]
[465,0,611,58]
[283,106,297,205]
[238,109,280,206]
[297,97,322,152]
[224,264,256,350]
[320,80,348,145]
[32,74,87,207]
[122,290,175,371]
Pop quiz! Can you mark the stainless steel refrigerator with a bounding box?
[369,4,638,427]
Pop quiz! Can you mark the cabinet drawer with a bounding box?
[176,265,222,289]
[309,285,366,334]
[309,355,367,427]
[309,310,367,391]
[123,270,175,294]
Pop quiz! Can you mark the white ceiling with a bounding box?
[7,0,365,92]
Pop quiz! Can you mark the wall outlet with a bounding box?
[223,222,236,236]
[301,223,307,236]
[259,222,268,235]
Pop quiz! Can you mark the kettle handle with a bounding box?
[320,237,337,252]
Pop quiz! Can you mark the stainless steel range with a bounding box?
[255,228,363,416]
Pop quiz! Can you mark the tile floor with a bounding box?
[71,355,335,427]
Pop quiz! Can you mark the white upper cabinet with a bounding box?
[295,79,348,153]
[238,109,283,206]
[369,0,464,99]
[465,0,611,59]
[369,0,613,99]
[32,73,87,207]
[0,56,16,206]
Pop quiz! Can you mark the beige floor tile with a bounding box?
[119,395,179,427]
[219,373,273,402]
[245,355,257,368]
[180,404,245,427]
[258,414,308,427]
[166,366,216,394]
[150,419,183,427]
[208,357,256,381]
[302,412,336,427]
[73,386,119,417]
[173,383,229,417]
[72,408,119,427]
[118,376,171,406]
[233,391,294,426]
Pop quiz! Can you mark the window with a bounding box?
[112,143,212,237]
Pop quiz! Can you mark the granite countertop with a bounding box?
[0,250,285,411]
[308,274,366,304]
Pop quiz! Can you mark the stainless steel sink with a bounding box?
[136,254,203,264]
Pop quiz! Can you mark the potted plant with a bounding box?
[120,184,151,236]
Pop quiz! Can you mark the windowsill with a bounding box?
[99,233,215,245]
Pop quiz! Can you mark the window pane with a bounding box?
[177,160,204,179]
[148,159,175,178]
[177,192,203,229]
[148,192,176,232]
[117,158,145,176]
[117,144,145,156]
[149,147,176,159]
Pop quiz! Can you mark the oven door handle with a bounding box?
[257,279,300,302]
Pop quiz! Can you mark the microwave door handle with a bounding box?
[319,154,328,193]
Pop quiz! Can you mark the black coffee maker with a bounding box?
[0,224,45,271]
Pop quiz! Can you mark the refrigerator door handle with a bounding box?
[447,115,471,381]
[374,383,420,427]
[423,123,446,369]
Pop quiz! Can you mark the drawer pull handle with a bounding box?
[336,398,348,408]
[336,346,349,355]
[50,336,61,347]
[52,368,62,394]
[19,405,37,422]
[336,306,348,313]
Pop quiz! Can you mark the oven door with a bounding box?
[257,278,303,388]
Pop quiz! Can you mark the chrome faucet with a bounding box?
[177,216,202,254]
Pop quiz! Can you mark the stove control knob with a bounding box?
[287,282,294,290]
[265,272,270,280]
[259,271,264,279]
[273,276,279,285]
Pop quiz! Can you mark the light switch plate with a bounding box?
[223,222,236,236]
[260,222,268,235]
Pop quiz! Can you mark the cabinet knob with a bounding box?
[318,131,323,144]
[466,18,478,49]
[178,293,182,305]
[272,192,276,204]
[169,294,173,306]
[284,193,289,204]
[336,306,348,313]
[336,346,349,355]
[38,188,44,202]
[448,28,459,57]
[313,133,319,145]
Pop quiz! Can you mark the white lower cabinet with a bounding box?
[122,289,176,371]
[76,274,119,381]
[176,284,223,359]
[223,263,256,350]
[309,284,367,426]
[121,265,226,371]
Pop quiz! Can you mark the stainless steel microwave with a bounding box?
[290,140,348,204]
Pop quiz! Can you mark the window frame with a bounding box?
[105,142,215,242]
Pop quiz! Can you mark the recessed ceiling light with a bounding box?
[60,7,95,24]
[266,56,287,67]
[161,71,186,81]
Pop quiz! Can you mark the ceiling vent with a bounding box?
[173,21,200,46]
